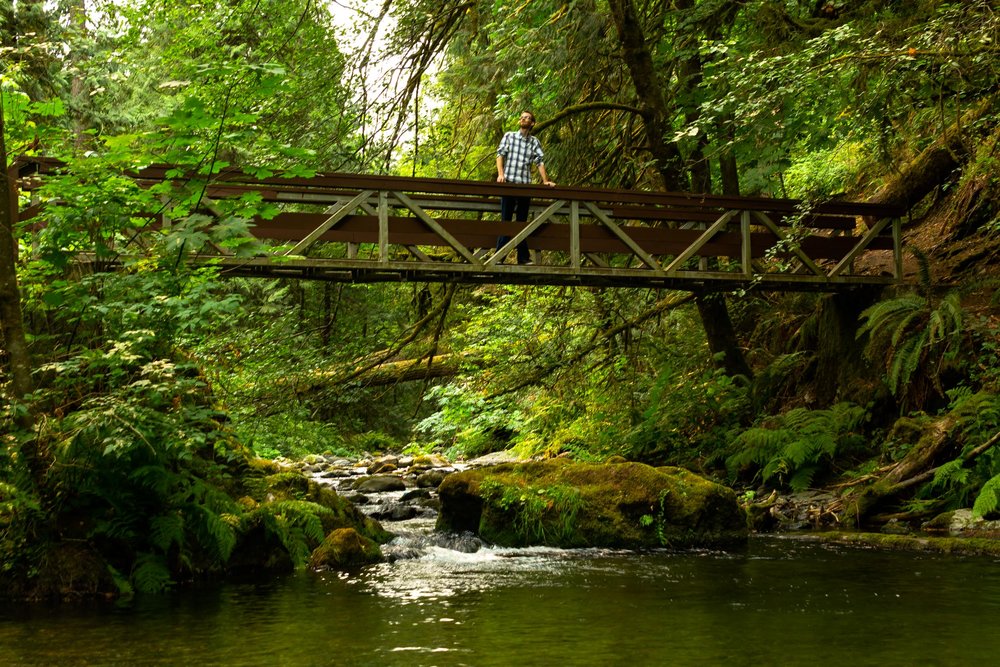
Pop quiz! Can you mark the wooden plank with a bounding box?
[741,211,752,279]
[23,156,904,218]
[828,216,892,278]
[248,213,896,259]
[486,200,566,266]
[570,201,580,269]
[378,191,388,263]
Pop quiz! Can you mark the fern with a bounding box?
[857,258,970,410]
[186,504,238,563]
[788,465,818,492]
[973,475,1000,518]
[728,402,870,490]
[133,553,173,594]
[931,459,970,490]
[149,512,185,553]
[245,500,330,568]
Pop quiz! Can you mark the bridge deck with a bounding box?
[14,157,905,291]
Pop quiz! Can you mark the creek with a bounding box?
[2,464,1000,666]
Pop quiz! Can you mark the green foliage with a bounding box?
[416,381,524,457]
[630,363,750,467]
[727,403,870,491]
[969,310,1000,392]
[242,500,328,568]
[973,475,1000,519]
[921,392,1000,513]
[783,139,876,199]
[858,255,968,410]
[480,479,583,545]
[235,411,350,461]
[639,490,671,547]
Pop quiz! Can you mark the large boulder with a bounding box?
[436,459,747,549]
[309,528,384,569]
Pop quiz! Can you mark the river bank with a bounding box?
[287,450,1000,559]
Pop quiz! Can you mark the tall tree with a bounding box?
[0,98,37,437]
[607,0,751,377]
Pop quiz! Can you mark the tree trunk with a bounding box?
[292,353,486,392]
[812,289,882,405]
[695,293,752,378]
[0,105,34,409]
[0,103,42,493]
[607,0,687,192]
[841,414,958,526]
[608,0,750,378]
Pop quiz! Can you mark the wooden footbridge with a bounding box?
[14,157,905,291]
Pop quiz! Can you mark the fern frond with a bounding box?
[931,459,969,490]
[187,504,238,563]
[788,465,817,492]
[133,553,173,593]
[129,465,170,496]
[909,247,932,295]
[785,438,820,467]
[830,402,868,432]
[149,512,185,552]
[888,308,925,349]
[728,427,791,467]
[761,457,788,484]
[888,333,926,394]
[973,474,1000,518]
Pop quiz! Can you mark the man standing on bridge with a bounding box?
[496,110,555,265]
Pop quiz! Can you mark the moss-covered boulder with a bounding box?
[309,528,384,569]
[436,459,747,549]
[228,467,392,573]
[244,469,391,544]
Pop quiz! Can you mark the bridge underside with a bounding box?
[170,256,896,291]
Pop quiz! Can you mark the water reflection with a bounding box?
[2,537,1000,666]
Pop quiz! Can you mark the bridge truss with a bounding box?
[14,157,905,291]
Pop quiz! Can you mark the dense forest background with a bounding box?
[2,0,1000,596]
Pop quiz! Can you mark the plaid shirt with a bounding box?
[497,131,544,184]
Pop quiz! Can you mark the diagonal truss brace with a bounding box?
[828,216,893,278]
[486,200,566,266]
[391,191,482,266]
[285,189,374,256]
[752,211,824,277]
[662,209,738,274]
[583,202,664,273]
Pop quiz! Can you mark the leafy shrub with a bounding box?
[416,384,523,453]
[922,391,1000,516]
[629,364,750,467]
[235,411,351,460]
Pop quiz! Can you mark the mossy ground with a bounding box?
[796,531,1000,557]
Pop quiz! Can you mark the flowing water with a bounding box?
[1,521,999,666]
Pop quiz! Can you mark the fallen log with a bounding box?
[294,352,487,391]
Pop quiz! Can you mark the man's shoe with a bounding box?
[521,260,534,266]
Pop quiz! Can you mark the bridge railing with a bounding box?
[13,157,905,290]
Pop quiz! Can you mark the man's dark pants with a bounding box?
[498,195,531,264]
